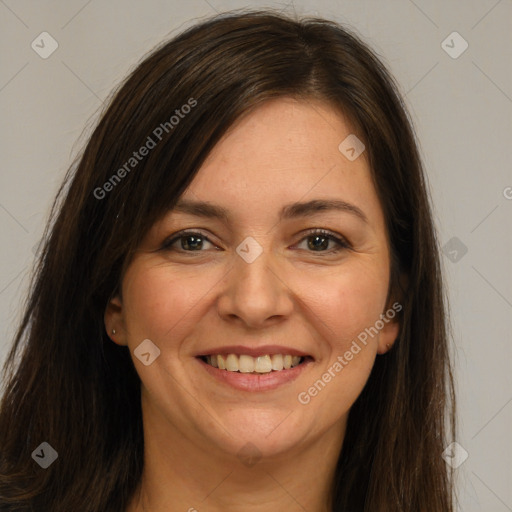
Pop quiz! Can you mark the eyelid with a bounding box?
[159,229,218,252]
[161,228,213,244]
[160,227,352,252]
[300,228,352,251]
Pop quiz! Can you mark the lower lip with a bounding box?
[196,357,313,392]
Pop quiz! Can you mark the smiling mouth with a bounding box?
[198,354,312,374]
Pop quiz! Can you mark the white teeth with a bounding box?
[225,354,238,371]
[254,355,272,373]
[238,355,254,373]
[203,353,304,373]
[271,354,283,370]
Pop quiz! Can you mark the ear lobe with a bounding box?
[376,299,403,355]
[376,317,400,354]
[377,270,407,354]
[104,295,127,346]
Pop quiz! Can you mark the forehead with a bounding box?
[176,97,384,230]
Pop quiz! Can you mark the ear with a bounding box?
[104,294,128,346]
[376,305,401,354]
[377,271,407,355]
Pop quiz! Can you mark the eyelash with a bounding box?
[160,228,351,255]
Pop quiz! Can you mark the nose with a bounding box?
[216,248,294,329]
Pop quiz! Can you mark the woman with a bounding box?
[0,8,456,511]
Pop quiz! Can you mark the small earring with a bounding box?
[112,329,116,335]
[386,343,391,349]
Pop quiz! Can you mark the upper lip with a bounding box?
[196,345,313,359]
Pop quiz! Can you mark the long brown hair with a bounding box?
[0,8,456,511]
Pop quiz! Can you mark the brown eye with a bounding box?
[295,229,351,253]
[161,231,216,252]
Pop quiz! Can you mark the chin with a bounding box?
[207,410,307,459]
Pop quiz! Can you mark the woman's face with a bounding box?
[106,97,400,460]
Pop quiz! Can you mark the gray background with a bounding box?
[1,1,511,510]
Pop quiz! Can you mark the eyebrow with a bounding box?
[171,198,368,224]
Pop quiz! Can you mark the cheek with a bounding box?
[121,250,389,356]
[296,264,388,417]
[121,263,212,343]
[297,259,389,350]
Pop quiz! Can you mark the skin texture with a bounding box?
[105,97,400,512]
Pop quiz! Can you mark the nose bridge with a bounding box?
[218,240,292,326]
